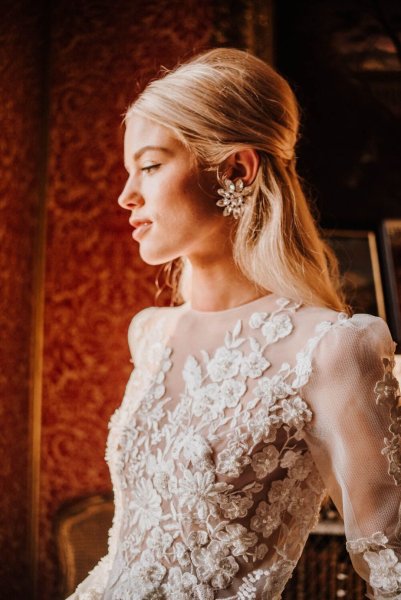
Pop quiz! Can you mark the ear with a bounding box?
[222,148,260,185]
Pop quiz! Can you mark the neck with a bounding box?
[187,254,266,312]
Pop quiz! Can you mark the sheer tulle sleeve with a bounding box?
[304,314,401,599]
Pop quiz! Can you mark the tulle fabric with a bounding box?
[68,294,400,600]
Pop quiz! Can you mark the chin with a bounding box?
[138,247,179,266]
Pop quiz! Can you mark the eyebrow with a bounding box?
[133,145,172,161]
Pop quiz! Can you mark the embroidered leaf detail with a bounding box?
[276,298,290,308]
[250,337,261,353]
[233,319,242,338]
[225,320,246,348]
[201,350,210,364]
[183,355,202,390]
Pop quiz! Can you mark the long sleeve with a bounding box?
[304,314,401,599]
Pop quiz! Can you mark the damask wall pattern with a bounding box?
[0,2,44,598]
[3,1,391,598]
[39,1,214,597]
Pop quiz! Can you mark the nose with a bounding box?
[117,175,143,210]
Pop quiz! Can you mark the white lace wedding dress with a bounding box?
[68,294,401,600]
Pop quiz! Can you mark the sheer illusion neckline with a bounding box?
[183,292,275,315]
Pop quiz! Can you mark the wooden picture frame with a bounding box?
[380,220,401,346]
[324,229,386,319]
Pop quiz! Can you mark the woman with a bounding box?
[69,48,401,599]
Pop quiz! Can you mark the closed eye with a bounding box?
[141,164,161,174]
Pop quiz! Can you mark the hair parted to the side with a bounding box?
[125,48,347,312]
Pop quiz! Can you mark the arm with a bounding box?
[303,314,401,599]
[66,308,156,599]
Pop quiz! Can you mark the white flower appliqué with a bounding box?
[262,313,293,344]
[129,479,162,533]
[364,549,401,593]
[191,540,240,589]
[95,299,340,600]
[207,346,243,382]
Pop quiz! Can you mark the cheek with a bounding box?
[180,173,220,220]
[152,177,213,225]
[171,201,217,233]
[146,166,223,248]
[164,210,202,239]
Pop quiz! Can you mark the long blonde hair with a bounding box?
[126,48,346,312]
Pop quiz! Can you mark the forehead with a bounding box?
[124,114,179,156]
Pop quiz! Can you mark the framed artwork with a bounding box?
[380,220,401,346]
[324,229,386,319]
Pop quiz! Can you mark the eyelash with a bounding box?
[141,164,161,174]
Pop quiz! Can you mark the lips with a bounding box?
[129,218,152,241]
[129,218,152,229]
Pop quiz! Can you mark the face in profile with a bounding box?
[118,115,233,266]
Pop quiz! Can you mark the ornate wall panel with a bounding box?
[0,1,274,596]
[0,2,44,598]
[39,1,214,597]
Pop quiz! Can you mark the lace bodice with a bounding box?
[68,294,401,600]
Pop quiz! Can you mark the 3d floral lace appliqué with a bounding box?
[73,300,345,600]
[375,357,401,485]
[345,357,401,600]
[347,532,401,598]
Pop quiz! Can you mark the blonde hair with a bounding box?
[126,48,346,312]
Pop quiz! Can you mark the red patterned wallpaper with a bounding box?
[0,2,271,597]
[0,2,43,598]
[39,1,213,597]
